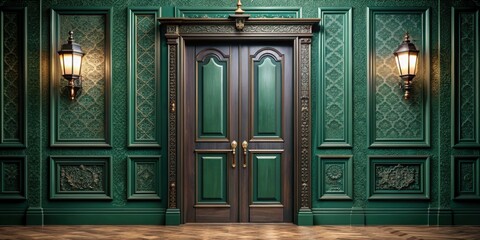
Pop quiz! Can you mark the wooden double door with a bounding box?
[183,42,293,223]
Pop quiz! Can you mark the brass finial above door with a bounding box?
[230,0,250,30]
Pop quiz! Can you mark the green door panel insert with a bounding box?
[198,57,228,139]
[254,57,282,138]
[252,153,281,203]
[197,153,227,203]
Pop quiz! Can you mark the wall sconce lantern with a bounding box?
[393,32,419,100]
[58,31,85,100]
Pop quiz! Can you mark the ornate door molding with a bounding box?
[158,17,319,225]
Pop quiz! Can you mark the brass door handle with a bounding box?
[231,140,237,168]
[242,141,248,168]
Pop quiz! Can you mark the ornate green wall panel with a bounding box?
[128,8,162,147]
[127,155,161,200]
[252,153,281,204]
[368,155,430,200]
[49,155,112,200]
[50,8,112,147]
[367,7,430,147]
[451,155,480,200]
[175,7,301,18]
[0,7,26,148]
[0,155,26,200]
[452,8,480,148]
[317,155,352,200]
[317,8,352,148]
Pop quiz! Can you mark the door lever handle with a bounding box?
[231,140,238,168]
[242,141,248,168]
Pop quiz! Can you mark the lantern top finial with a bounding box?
[68,31,74,43]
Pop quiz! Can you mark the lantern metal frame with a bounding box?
[393,32,419,100]
[57,31,85,100]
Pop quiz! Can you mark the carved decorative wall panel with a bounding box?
[0,156,25,200]
[452,8,480,148]
[0,8,26,148]
[452,155,480,200]
[49,155,112,200]
[368,155,430,200]
[127,155,161,200]
[128,8,162,147]
[317,155,352,200]
[367,8,430,147]
[175,7,301,18]
[50,8,112,147]
[317,8,352,148]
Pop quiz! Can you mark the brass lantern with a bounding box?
[58,31,85,100]
[393,32,419,100]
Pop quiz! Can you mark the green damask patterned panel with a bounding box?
[317,8,352,148]
[128,8,162,147]
[317,155,352,200]
[254,56,282,138]
[451,155,480,200]
[367,8,430,147]
[252,153,281,204]
[197,56,228,139]
[127,155,161,200]
[452,8,480,148]
[0,8,26,147]
[196,153,227,204]
[176,7,301,18]
[0,156,26,200]
[49,155,112,200]
[367,155,430,200]
[50,8,112,147]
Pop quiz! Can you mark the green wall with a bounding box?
[0,0,479,225]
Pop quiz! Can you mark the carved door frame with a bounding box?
[158,17,319,224]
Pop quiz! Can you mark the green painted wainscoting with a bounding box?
[0,0,479,225]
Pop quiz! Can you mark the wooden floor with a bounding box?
[1,224,480,239]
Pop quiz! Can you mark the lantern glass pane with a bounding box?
[59,54,65,75]
[397,51,410,76]
[73,53,83,76]
[408,52,418,75]
[61,53,73,75]
[394,55,402,76]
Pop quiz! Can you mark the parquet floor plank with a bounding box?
[0,224,479,240]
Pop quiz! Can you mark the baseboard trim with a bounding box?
[43,208,166,225]
[0,209,27,225]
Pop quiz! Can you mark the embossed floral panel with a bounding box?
[317,155,353,200]
[0,156,26,200]
[451,156,480,200]
[367,8,430,147]
[127,156,161,200]
[49,156,112,200]
[50,9,112,146]
[368,155,430,200]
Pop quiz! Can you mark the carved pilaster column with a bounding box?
[298,37,312,224]
[165,24,180,225]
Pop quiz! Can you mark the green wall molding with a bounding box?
[127,7,162,147]
[0,155,26,200]
[317,7,353,148]
[49,155,112,200]
[367,155,430,200]
[0,7,27,148]
[367,7,431,148]
[175,7,302,18]
[451,155,480,200]
[50,7,113,147]
[451,7,480,148]
[317,155,353,200]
